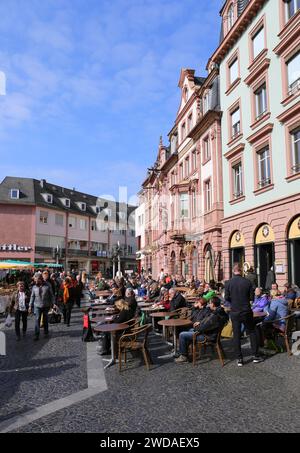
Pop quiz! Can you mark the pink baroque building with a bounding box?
[136,68,223,281]
[210,0,300,289]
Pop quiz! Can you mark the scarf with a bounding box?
[63,284,70,304]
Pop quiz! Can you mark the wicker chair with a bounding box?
[118,323,153,371]
[191,326,226,367]
[262,313,296,356]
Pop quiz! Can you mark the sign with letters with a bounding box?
[0,244,32,252]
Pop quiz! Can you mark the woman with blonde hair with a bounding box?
[101,299,133,355]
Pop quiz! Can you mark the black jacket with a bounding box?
[170,292,187,311]
[191,306,210,323]
[195,307,229,342]
[113,309,133,324]
[125,296,137,317]
[225,275,254,313]
[245,272,257,289]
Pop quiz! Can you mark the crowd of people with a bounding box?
[5,265,300,365]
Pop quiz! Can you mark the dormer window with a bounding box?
[10,189,19,199]
[65,199,70,208]
[95,206,100,214]
[80,202,86,211]
[42,193,53,204]
[183,87,188,102]
[228,4,234,30]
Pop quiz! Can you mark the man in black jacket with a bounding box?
[175,297,228,363]
[169,288,187,311]
[225,263,263,366]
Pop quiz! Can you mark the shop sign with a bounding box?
[275,261,284,274]
[0,244,32,252]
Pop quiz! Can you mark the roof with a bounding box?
[0,176,136,220]
[194,76,206,86]
[219,0,251,43]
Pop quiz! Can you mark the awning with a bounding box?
[0,260,33,269]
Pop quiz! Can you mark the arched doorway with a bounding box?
[204,244,215,283]
[288,215,300,286]
[170,251,176,276]
[180,249,187,278]
[192,247,198,278]
[254,224,275,289]
[229,231,245,275]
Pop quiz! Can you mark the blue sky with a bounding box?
[0,0,223,203]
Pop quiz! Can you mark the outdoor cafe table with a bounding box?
[91,316,116,324]
[149,311,178,334]
[95,290,111,297]
[138,302,154,308]
[158,319,193,358]
[93,323,129,369]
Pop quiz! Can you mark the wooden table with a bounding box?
[138,302,153,308]
[93,323,129,369]
[158,319,193,358]
[91,316,115,324]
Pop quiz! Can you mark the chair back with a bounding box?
[283,313,296,336]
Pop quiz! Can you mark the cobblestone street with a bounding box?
[0,310,300,433]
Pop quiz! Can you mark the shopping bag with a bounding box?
[40,313,44,328]
[5,314,13,328]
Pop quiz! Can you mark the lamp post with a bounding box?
[117,241,122,278]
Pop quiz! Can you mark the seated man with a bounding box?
[106,286,122,306]
[252,287,270,312]
[169,288,187,311]
[175,297,228,363]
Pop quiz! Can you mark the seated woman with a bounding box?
[263,290,289,332]
[186,282,198,298]
[252,287,270,312]
[100,299,133,355]
[148,282,160,301]
[153,287,170,311]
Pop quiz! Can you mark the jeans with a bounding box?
[15,310,28,337]
[230,311,259,359]
[179,329,206,355]
[34,306,49,337]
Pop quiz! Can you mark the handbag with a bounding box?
[5,314,13,328]
[221,320,233,338]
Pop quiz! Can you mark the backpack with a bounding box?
[82,313,95,342]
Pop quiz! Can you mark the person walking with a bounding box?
[29,274,55,341]
[62,277,76,326]
[74,274,84,308]
[225,263,264,366]
[9,281,30,341]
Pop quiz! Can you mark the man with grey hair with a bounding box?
[29,274,55,341]
[169,288,187,312]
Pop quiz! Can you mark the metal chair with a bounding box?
[262,313,296,356]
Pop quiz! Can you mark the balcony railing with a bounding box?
[292,163,300,174]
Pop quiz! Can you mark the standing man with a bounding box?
[225,263,263,366]
[29,274,55,341]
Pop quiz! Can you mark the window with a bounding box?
[228,4,234,30]
[185,157,190,177]
[80,202,86,211]
[232,162,243,198]
[291,127,300,173]
[204,180,211,212]
[179,163,184,180]
[40,210,48,224]
[203,137,210,161]
[91,220,97,231]
[229,58,238,85]
[65,198,70,208]
[55,214,64,226]
[192,190,197,217]
[255,83,267,119]
[188,113,193,132]
[252,27,265,60]
[180,193,189,218]
[46,194,53,204]
[286,0,300,21]
[69,216,76,228]
[95,206,100,214]
[181,123,186,141]
[192,151,197,170]
[287,51,300,95]
[203,91,211,114]
[79,219,87,230]
[171,172,176,186]
[183,87,188,102]
[231,108,240,138]
[10,189,19,199]
[257,146,271,187]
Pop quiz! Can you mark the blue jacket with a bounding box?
[264,297,289,329]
